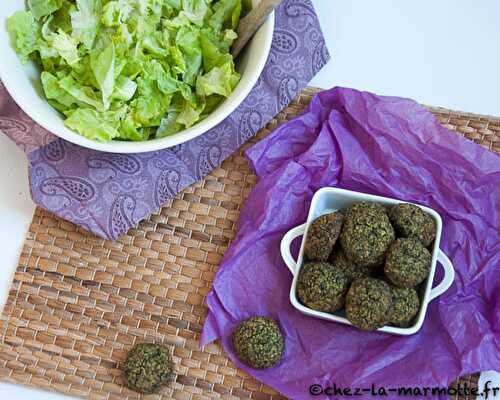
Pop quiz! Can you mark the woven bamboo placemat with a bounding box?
[1,87,498,400]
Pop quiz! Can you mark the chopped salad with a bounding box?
[7,0,251,142]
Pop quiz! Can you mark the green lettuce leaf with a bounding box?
[37,46,60,73]
[177,102,201,127]
[51,1,75,33]
[130,77,172,126]
[70,0,102,48]
[51,29,80,65]
[6,11,40,64]
[231,0,242,30]
[202,94,223,116]
[181,0,209,26]
[223,29,238,47]
[120,116,150,141]
[90,42,115,109]
[165,0,182,11]
[242,0,252,14]
[58,74,105,110]
[112,76,137,101]
[168,45,187,75]
[64,108,121,141]
[102,0,133,27]
[176,25,202,85]
[196,62,240,97]
[209,0,239,32]
[157,109,181,138]
[41,71,78,109]
[200,31,233,71]
[101,1,121,27]
[28,0,62,20]
[157,73,180,95]
[142,32,169,57]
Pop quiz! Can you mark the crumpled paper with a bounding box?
[0,0,329,240]
[201,87,500,399]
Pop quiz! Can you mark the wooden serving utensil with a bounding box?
[231,0,283,58]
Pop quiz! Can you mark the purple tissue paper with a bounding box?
[0,0,329,240]
[201,87,500,399]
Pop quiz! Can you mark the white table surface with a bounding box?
[1,1,499,399]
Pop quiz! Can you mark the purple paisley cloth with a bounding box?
[0,0,330,239]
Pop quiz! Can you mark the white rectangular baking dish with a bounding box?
[280,187,455,335]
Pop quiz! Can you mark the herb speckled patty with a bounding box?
[344,201,387,217]
[329,248,372,284]
[297,262,349,313]
[389,286,420,327]
[385,238,431,287]
[340,202,395,268]
[389,203,436,247]
[123,343,173,394]
[346,277,392,331]
[232,317,285,369]
[304,212,344,261]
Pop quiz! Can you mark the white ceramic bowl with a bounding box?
[280,187,455,336]
[0,0,274,153]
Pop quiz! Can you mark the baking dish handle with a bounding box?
[429,250,455,302]
[280,223,307,275]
